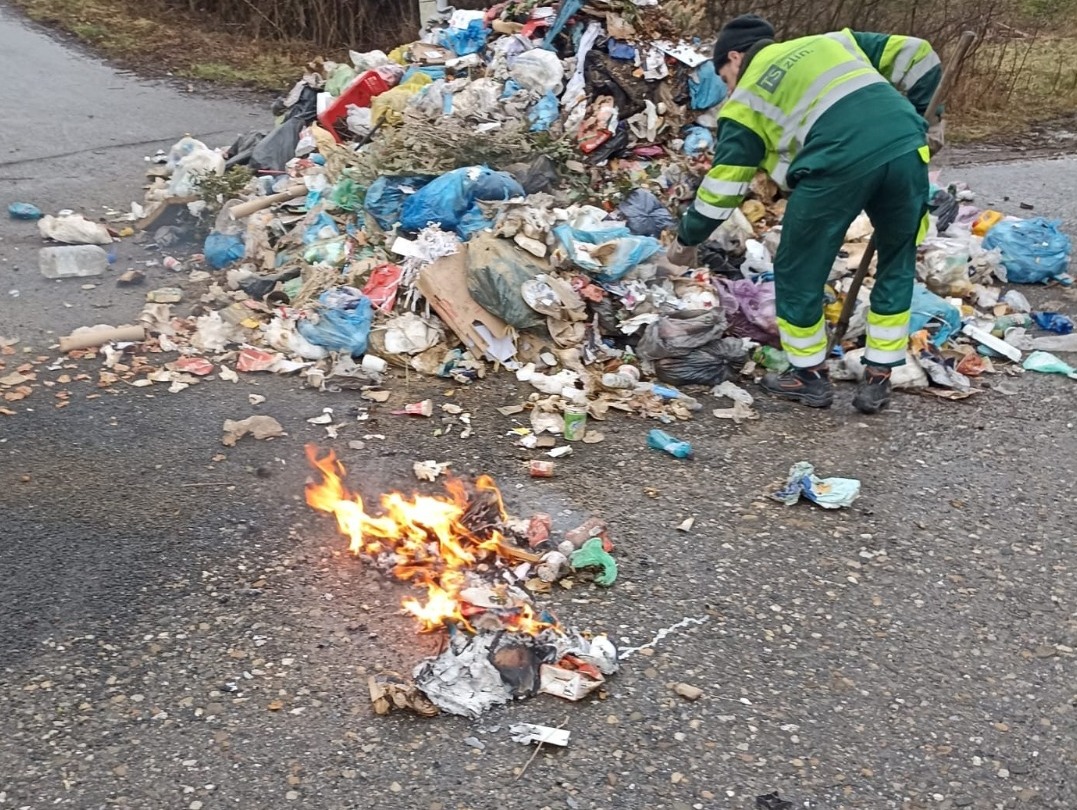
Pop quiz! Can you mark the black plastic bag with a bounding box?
[637,309,728,361]
[617,189,675,237]
[224,130,267,170]
[929,188,959,232]
[653,337,747,386]
[249,117,305,174]
[507,155,560,194]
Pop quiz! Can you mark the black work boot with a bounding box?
[853,365,892,414]
[760,364,833,408]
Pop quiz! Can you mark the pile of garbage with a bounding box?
[11,0,1077,425]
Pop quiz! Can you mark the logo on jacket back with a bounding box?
[756,64,786,93]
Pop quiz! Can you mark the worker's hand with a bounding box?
[666,238,699,268]
[927,118,946,156]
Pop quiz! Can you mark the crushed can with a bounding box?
[529,460,555,478]
[563,406,587,442]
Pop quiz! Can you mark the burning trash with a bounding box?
[304,446,619,717]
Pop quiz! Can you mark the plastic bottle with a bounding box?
[39,245,109,279]
[647,429,693,459]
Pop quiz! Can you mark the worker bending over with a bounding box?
[671,14,942,414]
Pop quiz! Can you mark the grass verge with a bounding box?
[8,0,1077,142]
[9,0,320,91]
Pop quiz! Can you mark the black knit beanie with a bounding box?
[713,14,776,68]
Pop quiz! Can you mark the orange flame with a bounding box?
[305,446,557,635]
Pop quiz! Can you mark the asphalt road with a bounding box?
[2,6,1076,810]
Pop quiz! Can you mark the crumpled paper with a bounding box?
[771,461,860,509]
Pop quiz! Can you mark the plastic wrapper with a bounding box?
[553,223,661,284]
[772,461,860,509]
[1031,311,1074,335]
[713,278,778,344]
[909,282,962,347]
[982,217,1072,284]
[617,189,676,237]
[682,126,715,156]
[511,48,564,94]
[1022,350,1077,378]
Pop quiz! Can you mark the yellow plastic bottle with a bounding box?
[972,210,1003,237]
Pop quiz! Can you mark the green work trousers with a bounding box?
[774,147,929,368]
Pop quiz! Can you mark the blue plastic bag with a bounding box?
[400,167,523,238]
[297,291,373,356]
[364,175,432,230]
[303,210,340,244]
[909,282,961,347]
[204,231,245,269]
[982,217,1072,284]
[528,92,560,132]
[439,20,489,56]
[688,61,726,109]
[1032,311,1074,334]
[682,126,715,156]
[607,39,637,60]
[553,223,662,284]
[542,0,584,46]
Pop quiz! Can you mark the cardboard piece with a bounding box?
[417,245,516,362]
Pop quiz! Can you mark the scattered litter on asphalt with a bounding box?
[305,447,620,717]
[771,461,861,509]
[756,792,795,810]
[221,415,286,446]
[510,723,570,747]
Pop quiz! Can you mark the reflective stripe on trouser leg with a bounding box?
[778,316,828,367]
[865,310,911,366]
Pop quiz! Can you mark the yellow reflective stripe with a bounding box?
[867,310,911,329]
[867,310,911,351]
[864,346,907,365]
[700,176,749,198]
[778,317,827,352]
[891,39,925,85]
[902,51,940,90]
[918,145,930,162]
[879,36,906,79]
[916,210,929,245]
[692,198,735,220]
[709,164,757,183]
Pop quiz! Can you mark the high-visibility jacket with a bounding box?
[679,29,940,246]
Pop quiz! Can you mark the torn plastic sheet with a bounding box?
[413,633,514,718]
[771,462,860,509]
[510,723,570,747]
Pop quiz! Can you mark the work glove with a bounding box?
[927,118,946,156]
[666,238,699,268]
